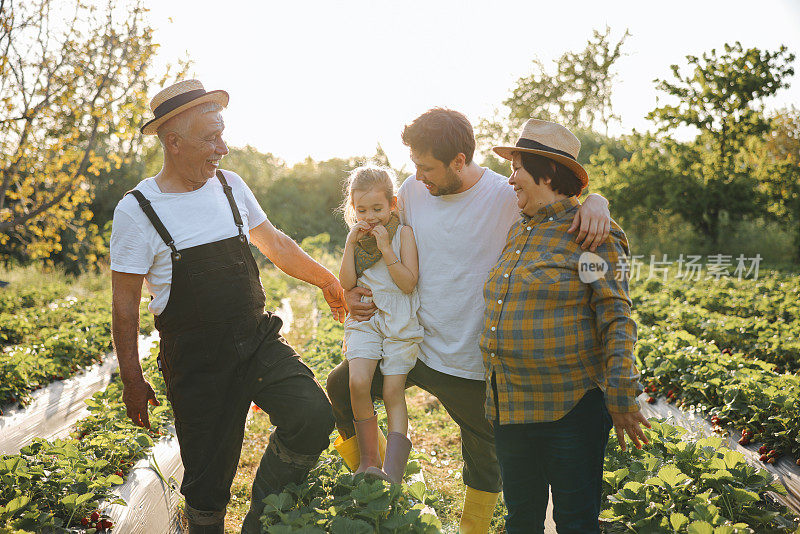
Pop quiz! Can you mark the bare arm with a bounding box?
[568,192,611,251]
[377,225,418,294]
[339,222,370,291]
[111,270,159,428]
[250,219,346,323]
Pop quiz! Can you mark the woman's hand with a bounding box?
[609,409,651,452]
[321,279,347,323]
[568,193,610,251]
[371,224,391,253]
[347,221,371,244]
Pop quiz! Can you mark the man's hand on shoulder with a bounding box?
[345,287,377,322]
[568,193,611,252]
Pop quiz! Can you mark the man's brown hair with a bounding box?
[519,152,585,197]
[401,108,475,165]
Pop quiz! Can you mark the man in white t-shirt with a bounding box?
[110,80,347,534]
[326,108,611,533]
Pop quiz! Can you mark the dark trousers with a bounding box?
[493,387,612,534]
[326,357,502,493]
[160,316,335,514]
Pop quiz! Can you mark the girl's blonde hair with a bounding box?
[341,164,398,227]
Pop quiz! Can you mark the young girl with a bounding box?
[338,165,423,483]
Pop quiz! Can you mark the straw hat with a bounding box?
[493,119,588,187]
[141,79,229,135]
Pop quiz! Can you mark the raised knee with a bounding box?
[300,394,335,443]
[349,372,374,394]
[326,362,350,402]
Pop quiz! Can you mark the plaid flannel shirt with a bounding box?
[481,196,642,424]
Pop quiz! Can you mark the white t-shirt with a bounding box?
[110,170,268,315]
[398,168,520,380]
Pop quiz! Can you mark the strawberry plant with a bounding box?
[0,283,70,315]
[636,326,800,462]
[0,347,172,532]
[0,294,154,410]
[600,420,799,533]
[259,451,442,533]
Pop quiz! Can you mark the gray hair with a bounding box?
[156,102,223,146]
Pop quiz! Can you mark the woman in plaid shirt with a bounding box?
[480,119,650,534]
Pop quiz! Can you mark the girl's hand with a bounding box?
[347,221,371,243]
[371,224,391,252]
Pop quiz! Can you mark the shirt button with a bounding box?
[515,250,520,254]
[490,352,497,359]
[526,226,531,231]
[497,299,503,304]
[504,273,509,278]
[491,326,496,331]
[548,217,553,221]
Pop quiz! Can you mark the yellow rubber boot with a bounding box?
[458,486,500,534]
[333,431,387,472]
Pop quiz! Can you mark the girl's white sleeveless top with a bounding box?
[357,225,421,330]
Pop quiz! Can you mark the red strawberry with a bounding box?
[116,470,124,477]
[644,387,650,393]
[101,519,113,529]
[759,445,768,454]
[647,397,656,404]
[667,389,675,396]
[91,511,100,522]
[81,517,89,526]
[738,437,750,445]
[769,450,777,457]
[767,458,776,464]
[96,522,104,531]
[760,454,769,462]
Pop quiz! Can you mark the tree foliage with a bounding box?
[0,0,160,265]
[476,27,629,172]
[641,42,796,243]
[649,42,795,178]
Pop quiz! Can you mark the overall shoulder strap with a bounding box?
[125,189,181,260]
[216,170,245,238]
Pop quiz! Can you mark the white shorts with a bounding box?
[344,311,423,376]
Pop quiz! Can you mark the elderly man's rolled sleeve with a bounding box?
[588,229,642,413]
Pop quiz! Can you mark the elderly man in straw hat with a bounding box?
[110,80,347,533]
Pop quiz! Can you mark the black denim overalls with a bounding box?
[127,171,334,533]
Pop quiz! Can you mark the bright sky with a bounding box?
[146,0,800,168]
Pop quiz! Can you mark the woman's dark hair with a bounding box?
[401,108,475,165]
[519,152,585,197]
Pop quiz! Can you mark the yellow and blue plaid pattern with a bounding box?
[481,196,641,424]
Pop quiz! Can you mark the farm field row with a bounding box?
[632,278,800,373]
[0,291,153,411]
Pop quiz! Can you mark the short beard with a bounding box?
[429,167,463,196]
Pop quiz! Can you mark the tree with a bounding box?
[746,108,800,260]
[647,42,795,243]
[0,0,160,264]
[475,26,629,169]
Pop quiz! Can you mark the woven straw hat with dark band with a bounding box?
[493,119,588,187]
[141,79,229,135]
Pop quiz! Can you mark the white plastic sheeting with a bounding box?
[0,333,159,455]
[104,431,185,534]
[639,393,800,514]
